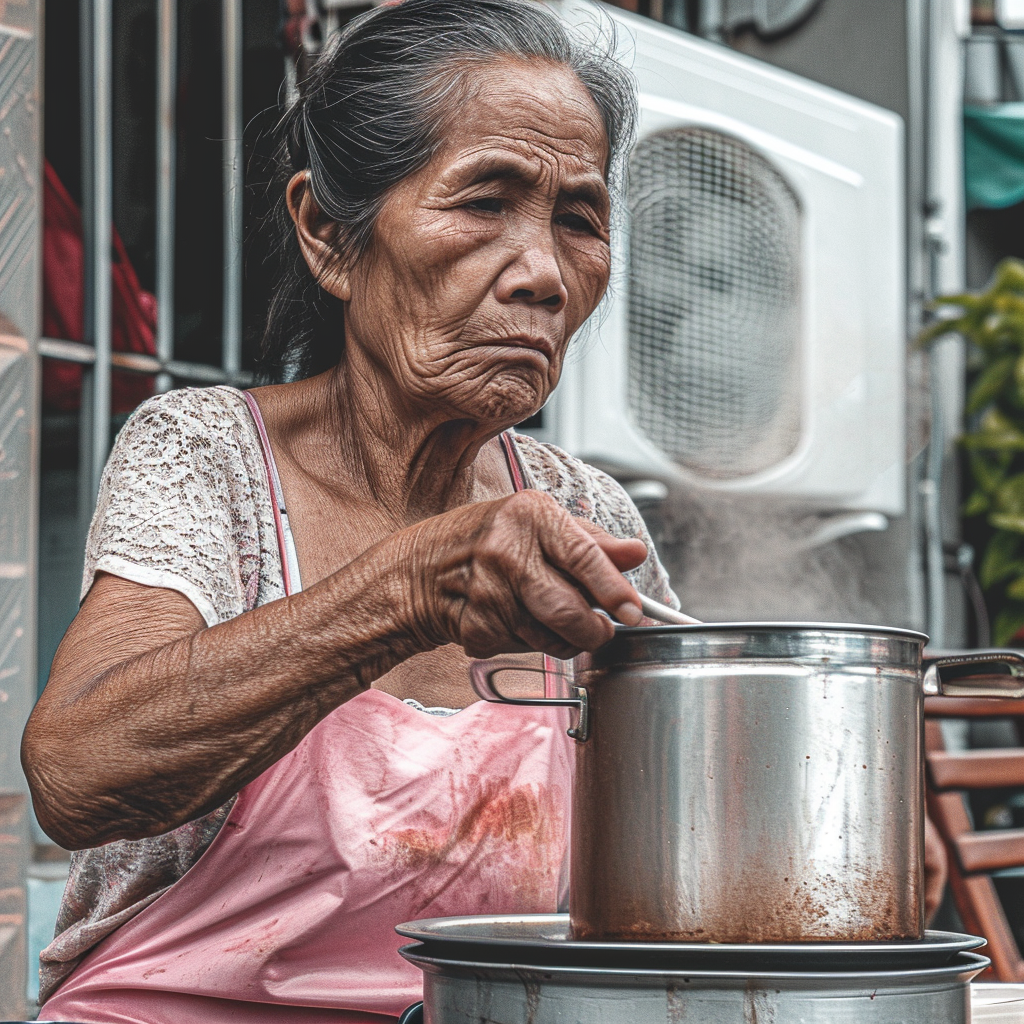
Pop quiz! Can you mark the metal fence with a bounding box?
[39,0,253,523]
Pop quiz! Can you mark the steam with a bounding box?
[641,489,910,627]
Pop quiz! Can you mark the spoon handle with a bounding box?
[638,593,702,626]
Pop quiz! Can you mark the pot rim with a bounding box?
[614,621,928,642]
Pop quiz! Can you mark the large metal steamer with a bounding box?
[392,623,1024,1022]
[399,927,989,1024]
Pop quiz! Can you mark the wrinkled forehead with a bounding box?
[430,59,611,189]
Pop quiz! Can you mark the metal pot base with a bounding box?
[403,945,989,1024]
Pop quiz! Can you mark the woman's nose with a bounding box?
[495,243,568,313]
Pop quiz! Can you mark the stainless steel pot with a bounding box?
[401,943,990,1024]
[470,623,1024,943]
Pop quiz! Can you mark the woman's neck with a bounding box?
[254,362,511,526]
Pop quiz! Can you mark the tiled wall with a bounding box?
[0,0,40,1015]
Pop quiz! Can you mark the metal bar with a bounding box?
[77,367,95,544]
[78,0,95,545]
[925,371,947,647]
[39,337,254,385]
[222,0,243,377]
[912,0,948,646]
[166,360,253,384]
[905,0,929,636]
[699,0,723,39]
[39,337,98,364]
[89,0,113,502]
[156,0,177,393]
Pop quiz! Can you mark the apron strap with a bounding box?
[239,411,562,688]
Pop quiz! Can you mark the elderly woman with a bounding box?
[23,2,677,1021]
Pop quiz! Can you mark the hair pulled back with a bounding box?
[258,0,637,383]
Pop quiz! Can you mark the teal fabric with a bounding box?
[966,103,1024,210]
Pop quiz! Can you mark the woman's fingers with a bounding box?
[576,518,649,572]
[457,547,613,657]
[526,500,644,629]
[515,562,618,650]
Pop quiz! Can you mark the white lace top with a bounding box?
[40,385,678,1001]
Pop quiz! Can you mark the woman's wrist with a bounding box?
[299,527,445,691]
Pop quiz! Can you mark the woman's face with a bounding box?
[340,58,612,427]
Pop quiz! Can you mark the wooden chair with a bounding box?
[925,696,1024,980]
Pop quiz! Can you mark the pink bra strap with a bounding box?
[242,391,294,597]
[499,431,527,492]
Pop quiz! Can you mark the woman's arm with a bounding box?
[23,490,646,850]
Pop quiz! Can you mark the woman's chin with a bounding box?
[450,372,549,428]
[473,394,544,428]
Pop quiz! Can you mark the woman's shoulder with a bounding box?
[509,431,639,535]
[87,386,279,625]
[118,385,255,449]
[107,385,266,491]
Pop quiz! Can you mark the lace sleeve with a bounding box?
[81,387,279,626]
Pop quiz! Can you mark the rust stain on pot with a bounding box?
[744,982,778,1024]
[523,978,541,1024]
[574,864,920,943]
[666,983,689,1024]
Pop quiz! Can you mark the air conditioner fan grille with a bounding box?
[627,127,802,479]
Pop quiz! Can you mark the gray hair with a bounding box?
[258,0,637,382]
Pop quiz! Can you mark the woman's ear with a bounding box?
[286,171,351,302]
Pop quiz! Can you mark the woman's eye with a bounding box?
[465,197,503,214]
[555,212,597,234]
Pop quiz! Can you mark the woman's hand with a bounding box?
[401,490,649,661]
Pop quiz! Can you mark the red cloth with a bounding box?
[42,160,157,413]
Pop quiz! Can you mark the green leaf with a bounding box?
[1008,576,1024,601]
[994,603,1024,645]
[963,490,990,516]
[996,474,1024,515]
[967,354,1016,414]
[963,408,1024,451]
[990,514,1024,534]
[995,292,1024,316]
[931,292,986,312]
[981,530,1024,587]
[997,561,1024,587]
[1015,354,1024,401]
[917,319,963,348]
[969,451,1011,495]
[994,258,1024,295]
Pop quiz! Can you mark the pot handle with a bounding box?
[468,660,590,742]
[922,649,1024,697]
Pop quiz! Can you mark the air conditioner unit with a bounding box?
[537,2,906,516]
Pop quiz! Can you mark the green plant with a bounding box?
[921,258,1024,644]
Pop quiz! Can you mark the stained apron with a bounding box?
[41,407,572,1023]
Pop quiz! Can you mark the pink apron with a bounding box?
[41,417,572,1024]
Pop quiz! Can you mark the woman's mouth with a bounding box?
[489,335,555,360]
